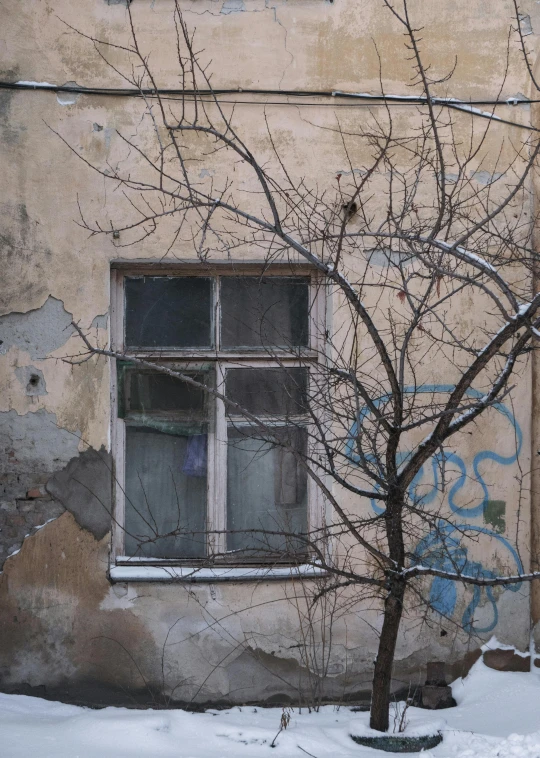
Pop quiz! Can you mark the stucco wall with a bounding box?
[1,0,539,706]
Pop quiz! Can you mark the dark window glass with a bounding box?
[125,277,213,349]
[227,426,308,557]
[225,367,308,416]
[127,372,206,415]
[221,277,309,349]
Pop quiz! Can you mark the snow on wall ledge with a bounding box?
[109,563,328,583]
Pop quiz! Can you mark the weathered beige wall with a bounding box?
[1,0,539,705]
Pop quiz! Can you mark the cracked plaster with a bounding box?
[0,296,74,360]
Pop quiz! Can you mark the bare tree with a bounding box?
[60,0,540,732]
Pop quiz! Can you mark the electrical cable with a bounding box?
[1,80,536,105]
[1,80,537,131]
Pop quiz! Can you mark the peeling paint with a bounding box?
[519,13,533,36]
[0,296,74,360]
[0,409,79,566]
[0,0,536,709]
[46,448,112,541]
[470,170,504,185]
[365,249,412,267]
[14,366,47,397]
[0,409,79,474]
[90,313,108,330]
[507,92,530,105]
[221,0,246,14]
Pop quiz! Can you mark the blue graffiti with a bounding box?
[346,385,522,517]
[346,385,523,632]
[414,522,523,632]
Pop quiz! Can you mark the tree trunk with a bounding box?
[369,582,405,732]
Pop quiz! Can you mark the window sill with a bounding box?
[109,563,327,583]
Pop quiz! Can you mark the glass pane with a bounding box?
[225,367,308,416]
[125,427,207,558]
[127,372,206,415]
[227,427,308,557]
[125,277,213,349]
[221,277,309,349]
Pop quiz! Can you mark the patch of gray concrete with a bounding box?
[90,313,108,330]
[46,448,112,541]
[221,0,246,13]
[15,365,47,396]
[0,409,80,567]
[0,296,74,360]
[0,409,79,474]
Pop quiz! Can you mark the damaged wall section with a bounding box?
[0,408,112,568]
[0,296,74,360]
[46,448,112,541]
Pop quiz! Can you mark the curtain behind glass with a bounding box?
[125,427,207,558]
[226,427,307,558]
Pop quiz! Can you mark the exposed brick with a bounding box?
[29,513,47,526]
[0,474,50,501]
[26,488,44,499]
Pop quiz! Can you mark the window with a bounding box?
[111,268,324,571]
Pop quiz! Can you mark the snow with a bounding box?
[347,713,446,739]
[403,564,540,586]
[517,301,533,316]
[110,563,327,582]
[454,248,497,273]
[437,99,503,122]
[15,81,55,88]
[2,659,540,757]
[434,240,498,273]
[332,91,425,100]
[330,92,505,122]
[481,635,531,658]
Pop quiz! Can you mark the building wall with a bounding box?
[1,0,539,706]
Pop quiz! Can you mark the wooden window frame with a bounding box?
[109,263,327,581]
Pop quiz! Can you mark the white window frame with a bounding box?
[109,264,327,582]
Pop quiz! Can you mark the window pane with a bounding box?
[125,427,207,559]
[221,277,309,349]
[227,427,308,557]
[127,372,206,415]
[122,368,211,559]
[125,277,213,349]
[225,367,308,416]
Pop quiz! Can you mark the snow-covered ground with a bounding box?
[1,657,540,757]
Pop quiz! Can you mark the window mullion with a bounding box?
[112,417,126,560]
[111,269,125,560]
[215,276,221,352]
[208,361,227,559]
